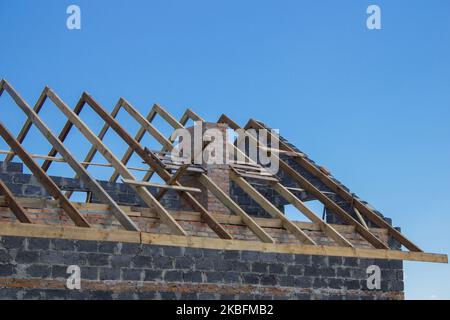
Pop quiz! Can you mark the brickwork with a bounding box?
[0,161,183,211]
[0,235,403,300]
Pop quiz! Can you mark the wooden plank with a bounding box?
[233,170,280,182]
[229,170,316,245]
[122,179,202,193]
[0,180,33,223]
[141,233,447,263]
[286,186,305,193]
[0,121,90,228]
[0,222,141,243]
[0,222,444,263]
[45,90,187,236]
[197,173,275,244]
[271,182,353,247]
[155,164,189,200]
[248,119,422,252]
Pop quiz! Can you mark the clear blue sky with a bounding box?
[0,0,449,299]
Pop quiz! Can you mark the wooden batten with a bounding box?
[0,222,446,263]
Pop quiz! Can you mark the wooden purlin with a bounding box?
[217,114,358,248]
[0,180,32,224]
[246,119,422,252]
[0,80,140,231]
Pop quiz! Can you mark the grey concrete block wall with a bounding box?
[0,161,405,299]
[0,235,404,300]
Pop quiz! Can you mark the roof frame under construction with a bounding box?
[0,79,447,264]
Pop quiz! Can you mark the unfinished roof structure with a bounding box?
[0,79,446,300]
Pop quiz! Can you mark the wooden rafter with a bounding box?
[108,105,196,183]
[217,114,358,248]
[35,90,231,239]
[79,93,232,239]
[0,180,32,223]
[197,173,275,243]
[247,119,421,252]
[43,89,188,236]
[145,109,281,244]
[140,104,188,182]
[0,80,139,231]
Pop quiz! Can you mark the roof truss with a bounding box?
[0,79,446,263]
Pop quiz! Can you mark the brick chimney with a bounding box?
[178,122,231,215]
